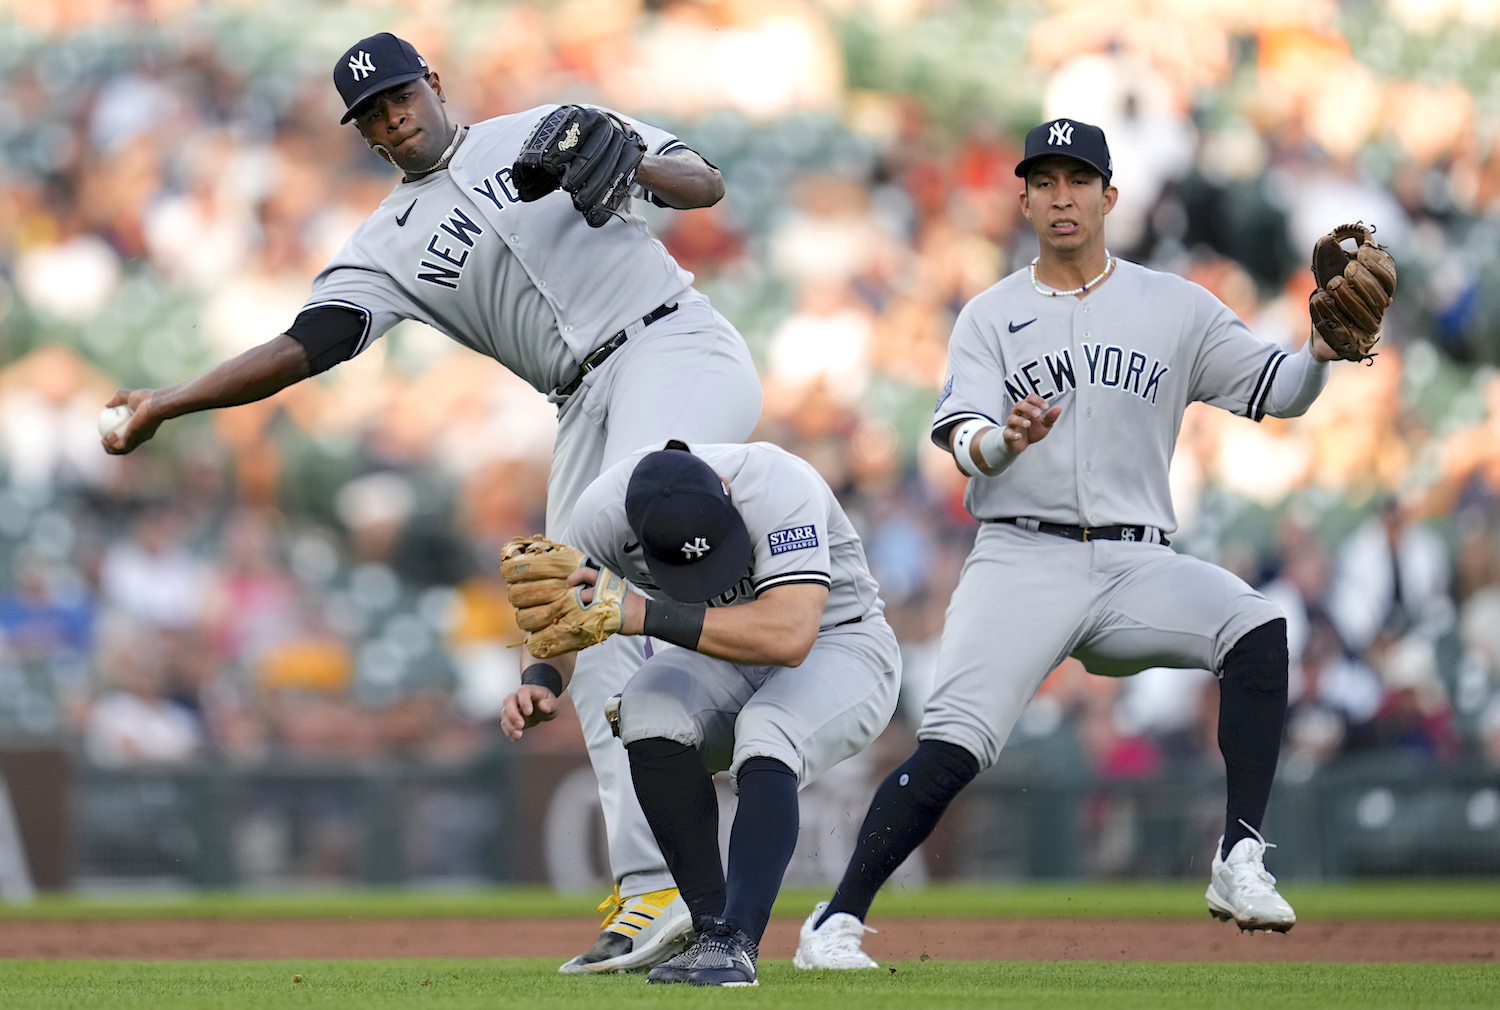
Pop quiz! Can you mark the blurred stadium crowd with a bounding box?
[0,0,1498,817]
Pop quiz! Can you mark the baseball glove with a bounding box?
[500,535,625,658]
[511,105,647,228]
[1308,222,1397,363]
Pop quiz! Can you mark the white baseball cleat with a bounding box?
[558,886,694,973]
[792,901,880,969]
[1206,823,1296,933]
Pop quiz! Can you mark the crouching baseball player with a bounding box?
[794,119,1396,969]
[500,441,900,986]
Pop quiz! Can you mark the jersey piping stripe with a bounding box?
[655,140,690,156]
[753,571,832,596]
[931,411,999,448]
[302,298,374,356]
[1247,349,1286,422]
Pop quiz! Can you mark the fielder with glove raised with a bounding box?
[792,120,1396,971]
[99,31,763,977]
[501,441,900,987]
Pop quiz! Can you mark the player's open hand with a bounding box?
[101,389,164,455]
[1003,394,1061,453]
[500,685,559,741]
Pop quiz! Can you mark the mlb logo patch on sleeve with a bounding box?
[768,525,819,555]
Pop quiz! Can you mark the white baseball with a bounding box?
[98,405,133,440]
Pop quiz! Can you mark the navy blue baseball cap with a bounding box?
[625,444,752,604]
[334,33,430,124]
[1015,118,1112,184]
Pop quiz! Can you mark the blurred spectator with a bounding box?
[1367,634,1460,764]
[0,550,93,665]
[84,619,204,765]
[99,507,211,631]
[1327,499,1453,654]
[1282,612,1383,779]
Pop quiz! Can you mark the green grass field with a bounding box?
[1,884,1494,1009]
[0,881,1494,921]
[0,960,1495,1010]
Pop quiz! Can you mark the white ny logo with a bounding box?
[681,537,711,558]
[348,51,377,81]
[1048,121,1074,146]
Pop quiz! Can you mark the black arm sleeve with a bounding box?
[284,304,370,375]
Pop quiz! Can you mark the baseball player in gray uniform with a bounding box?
[500,440,901,986]
[795,119,1351,969]
[101,32,761,973]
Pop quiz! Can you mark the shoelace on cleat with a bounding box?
[1227,819,1280,895]
[821,917,877,958]
[596,885,624,930]
[695,923,758,970]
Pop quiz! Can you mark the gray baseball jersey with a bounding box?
[933,258,1288,532]
[303,106,696,395]
[569,442,900,787]
[567,442,884,629]
[918,260,1289,770]
[298,106,763,900]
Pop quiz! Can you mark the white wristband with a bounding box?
[951,419,988,477]
[976,426,1019,475]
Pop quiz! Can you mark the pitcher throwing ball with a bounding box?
[100,32,763,975]
[794,118,1396,969]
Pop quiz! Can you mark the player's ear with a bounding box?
[427,71,445,102]
[1019,183,1033,222]
[1101,184,1118,215]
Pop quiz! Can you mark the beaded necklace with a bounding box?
[1029,253,1114,297]
[404,124,468,181]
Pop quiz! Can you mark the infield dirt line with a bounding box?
[0,917,1494,963]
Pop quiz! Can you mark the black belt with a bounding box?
[557,303,678,397]
[987,517,1169,547]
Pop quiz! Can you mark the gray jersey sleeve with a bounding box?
[931,297,1007,448]
[1185,284,1287,421]
[740,458,834,598]
[303,259,422,358]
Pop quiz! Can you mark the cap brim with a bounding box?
[340,70,429,123]
[643,512,754,604]
[1015,153,1110,182]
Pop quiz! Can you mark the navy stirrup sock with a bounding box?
[1217,618,1289,856]
[627,737,725,922]
[722,757,799,943]
[819,740,980,927]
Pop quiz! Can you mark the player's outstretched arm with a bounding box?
[634,149,724,209]
[102,334,312,455]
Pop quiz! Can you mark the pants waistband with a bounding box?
[986,516,1169,546]
[556,303,678,398]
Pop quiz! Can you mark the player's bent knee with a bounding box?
[901,739,982,808]
[735,755,796,789]
[1221,618,1289,694]
[616,679,701,748]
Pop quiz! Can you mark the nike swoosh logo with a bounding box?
[1009,318,1037,332]
[396,200,417,226]
[623,541,640,552]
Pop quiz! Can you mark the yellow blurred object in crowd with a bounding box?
[258,638,354,693]
[450,576,522,647]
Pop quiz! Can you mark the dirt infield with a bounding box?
[0,917,1494,963]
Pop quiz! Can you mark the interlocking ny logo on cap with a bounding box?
[681,537,711,558]
[348,50,377,81]
[1049,121,1074,146]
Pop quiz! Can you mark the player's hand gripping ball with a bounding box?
[98,405,133,440]
[500,535,625,658]
[1308,222,1397,363]
[511,105,647,228]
